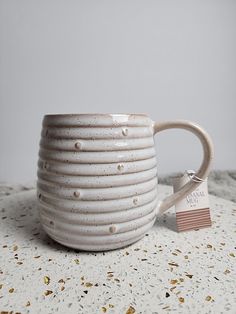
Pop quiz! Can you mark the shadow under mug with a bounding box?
[37,114,213,251]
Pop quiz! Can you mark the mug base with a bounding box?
[45,232,145,252]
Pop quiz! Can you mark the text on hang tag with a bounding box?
[172,172,212,232]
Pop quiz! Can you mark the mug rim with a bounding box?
[44,113,149,118]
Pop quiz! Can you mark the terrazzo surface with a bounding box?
[0,185,235,314]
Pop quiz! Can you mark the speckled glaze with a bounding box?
[37,114,213,251]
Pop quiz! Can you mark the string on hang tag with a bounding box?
[186,170,206,183]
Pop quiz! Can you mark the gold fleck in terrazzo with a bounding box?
[43,276,50,285]
[108,304,114,308]
[13,245,18,251]
[205,295,212,301]
[126,306,136,314]
[84,282,93,288]
[170,279,178,285]
[44,290,53,296]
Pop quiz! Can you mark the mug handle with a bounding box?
[153,120,214,215]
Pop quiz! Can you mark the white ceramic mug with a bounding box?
[37,114,213,251]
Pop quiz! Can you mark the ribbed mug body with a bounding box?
[37,114,158,251]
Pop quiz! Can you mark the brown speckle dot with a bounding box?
[58,279,65,284]
[168,262,179,267]
[133,198,138,205]
[44,161,49,170]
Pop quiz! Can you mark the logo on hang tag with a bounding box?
[172,171,212,232]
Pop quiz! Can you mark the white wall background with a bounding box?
[0,0,235,183]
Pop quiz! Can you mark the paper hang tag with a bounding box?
[172,171,212,232]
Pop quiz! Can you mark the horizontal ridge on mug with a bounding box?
[40,137,155,151]
[38,156,157,176]
[37,167,157,188]
[42,219,155,245]
[41,126,154,139]
[38,188,158,213]
[37,176,158,200]
[41,209,157,236]
[39,197,158,224]
[39,147,156,163]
